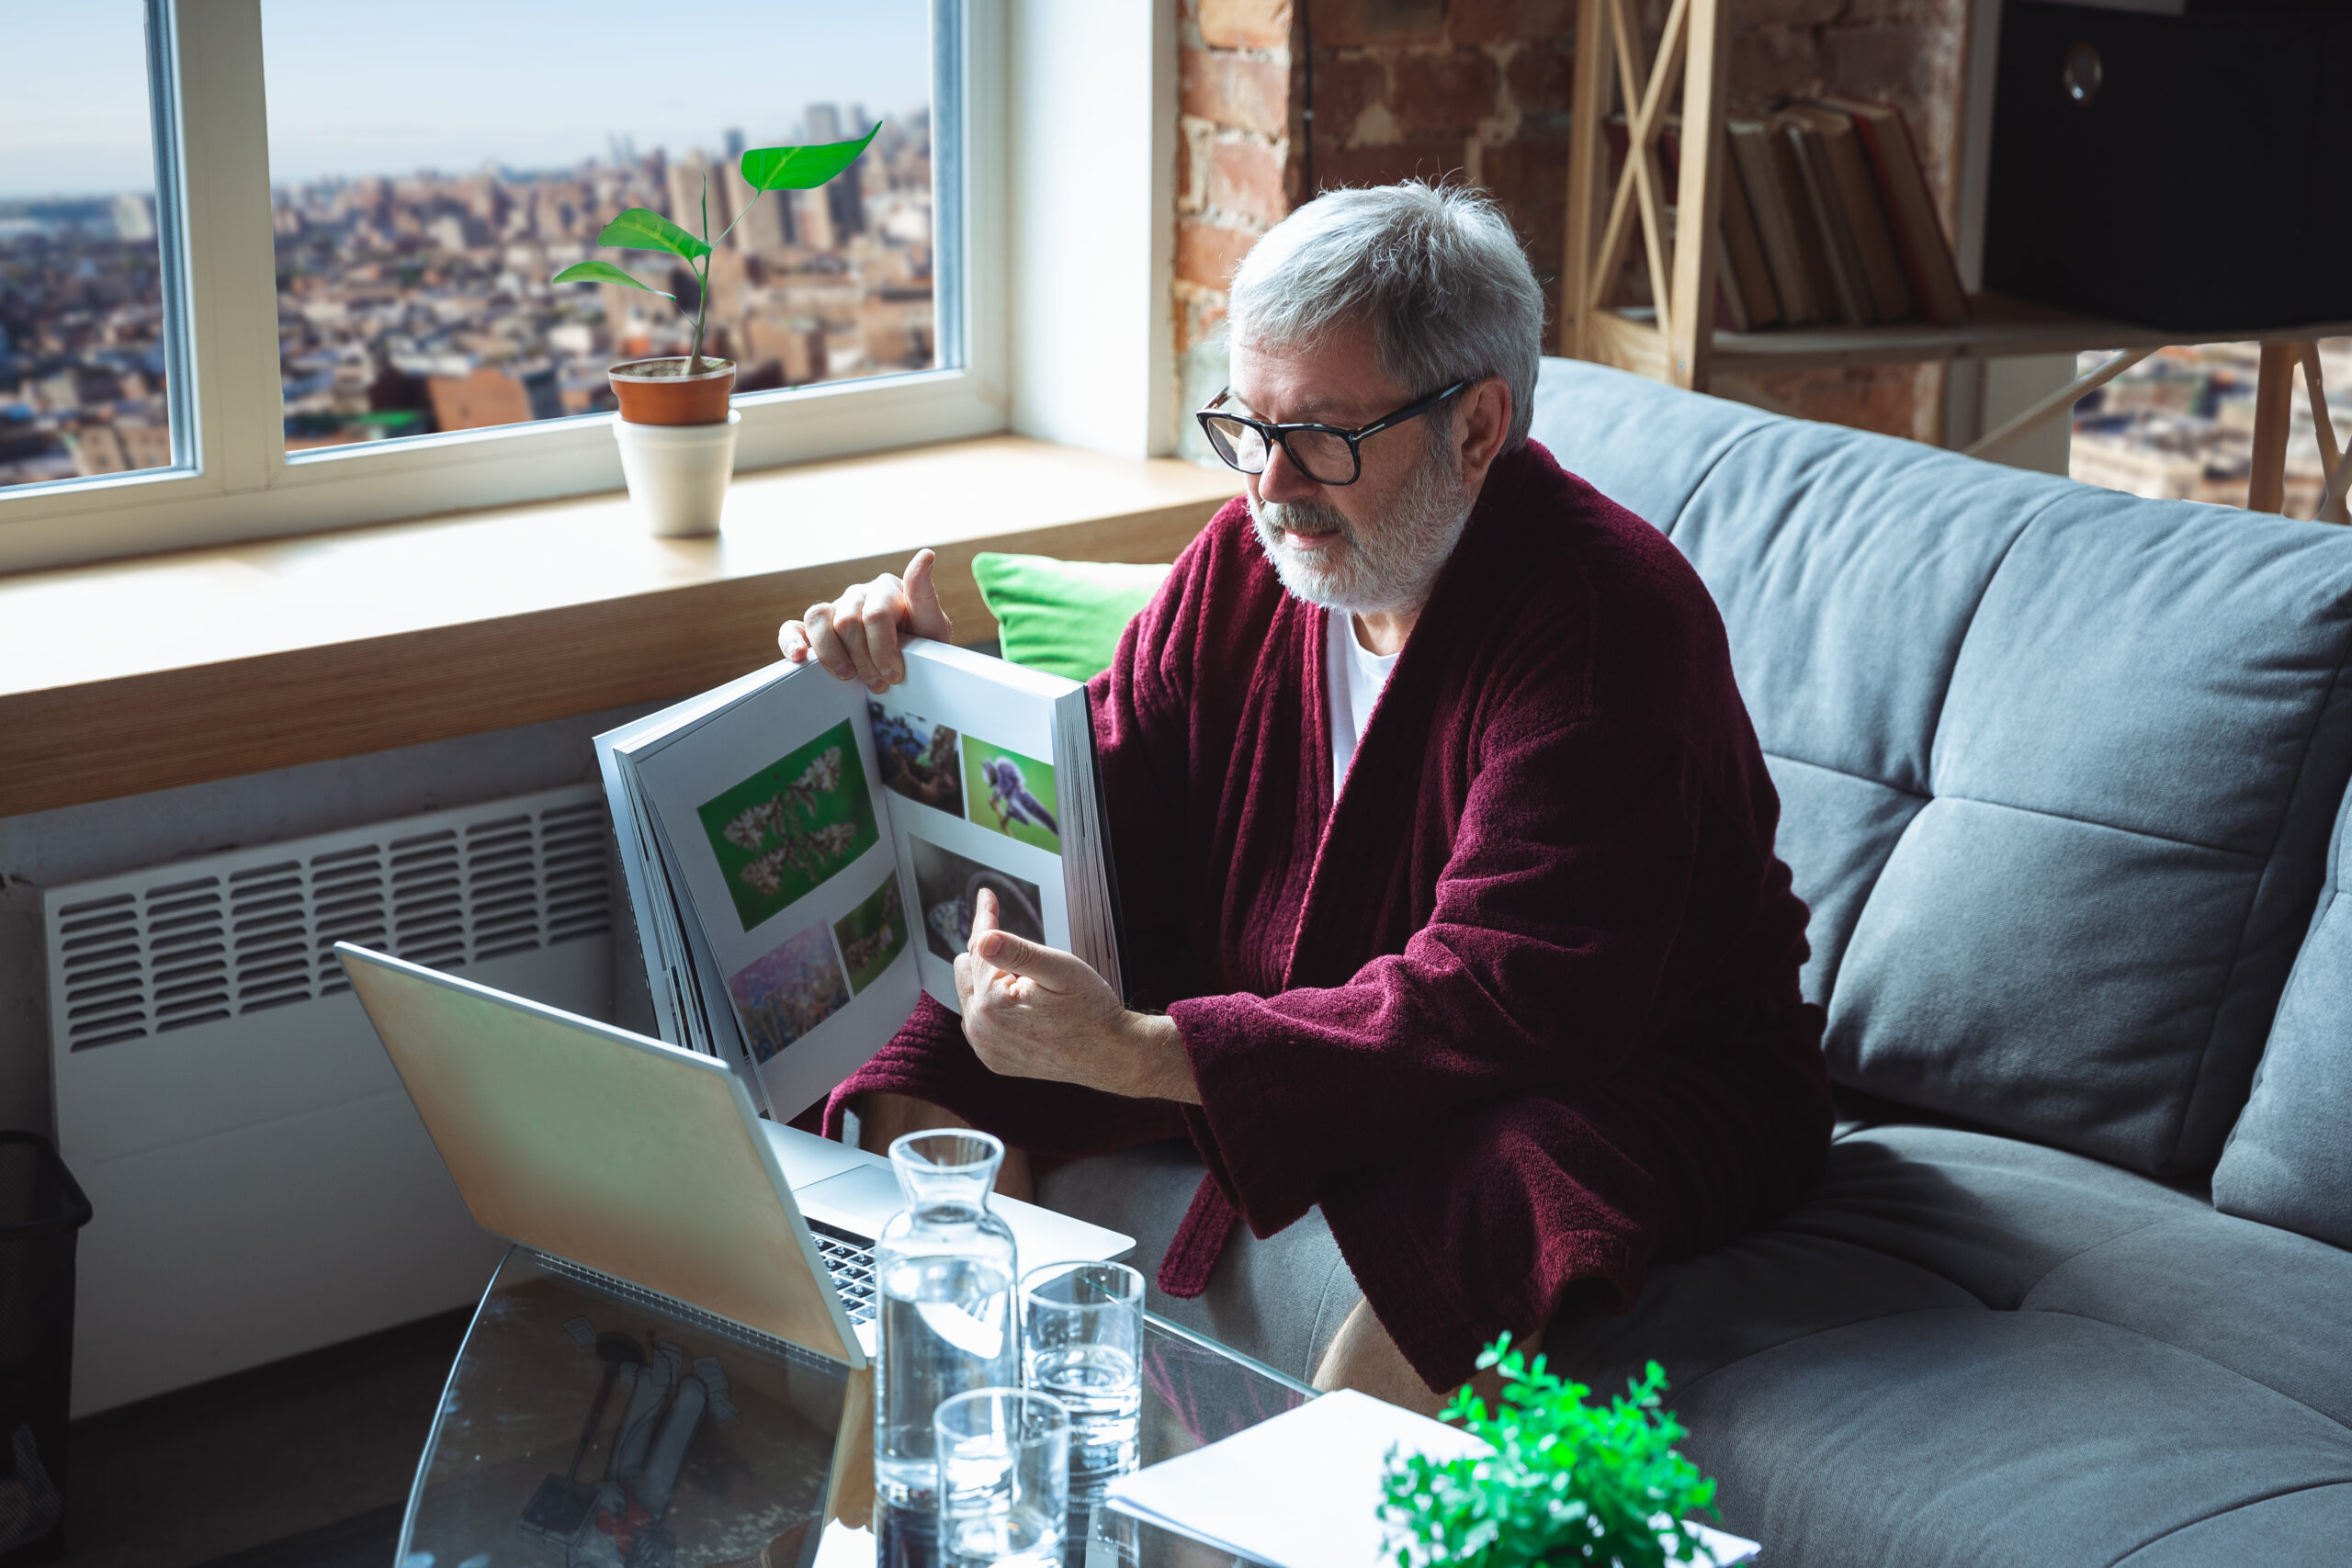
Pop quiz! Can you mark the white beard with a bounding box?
[1248,445,1473,615]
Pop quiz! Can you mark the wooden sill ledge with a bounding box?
[2,435,1239,818]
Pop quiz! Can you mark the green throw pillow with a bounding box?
[970,552,1172,682]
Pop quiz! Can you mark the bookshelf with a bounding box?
[1561,0,2351,522]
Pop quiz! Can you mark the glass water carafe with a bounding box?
[873,1128,1020,1512]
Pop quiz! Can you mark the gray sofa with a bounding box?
[1042,357,2352,1566]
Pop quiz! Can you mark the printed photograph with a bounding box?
[832,874,911,995]
[908,836,1046,964]
[867,699,965,818]
[696,718,880,932]
[962,738,1062,854]
[726,923,853,1064]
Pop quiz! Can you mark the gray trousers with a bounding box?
[1034,1140,1362,1386]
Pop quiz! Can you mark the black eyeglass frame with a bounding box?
[1194,378,1476,487]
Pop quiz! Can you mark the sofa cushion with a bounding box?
[1529,359,2352,1178]
[2212,773,2352,1248]
[970,551,1172,682]
[1547,1124,2352,1568]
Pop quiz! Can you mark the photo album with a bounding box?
[595,640,1123,1120]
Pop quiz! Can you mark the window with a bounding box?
[260,1,938,450]
[0,0,1003,573]
[0,4,185,492]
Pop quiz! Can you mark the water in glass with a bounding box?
[941,1500,1065,1568]
[1027,1342,1140,1481]
[936,1388,1070,1568]
[1021,1261,1145,1495]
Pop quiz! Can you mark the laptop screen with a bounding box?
[339,945,858,1367]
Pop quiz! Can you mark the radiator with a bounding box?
[43,784,617,1416]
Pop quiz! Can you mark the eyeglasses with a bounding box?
[1195,379,1473,487]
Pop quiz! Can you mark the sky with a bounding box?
[0,1,933,200]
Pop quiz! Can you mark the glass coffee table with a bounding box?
[400,1247,1310,1567]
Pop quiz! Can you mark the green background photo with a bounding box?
[962,737,1061,854]
[831,874,910,995]
[696,718,880,932]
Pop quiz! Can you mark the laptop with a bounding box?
[336,942,1133,1366]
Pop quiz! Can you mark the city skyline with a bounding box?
[0,99,939,491]
[0,1,933,200]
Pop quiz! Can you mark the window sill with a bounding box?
[2,435,1238,817]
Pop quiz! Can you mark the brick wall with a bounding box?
[1174,0,1300,453]
[1171,0,1970,449]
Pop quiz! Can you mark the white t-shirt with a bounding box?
[1328,609,1400,795]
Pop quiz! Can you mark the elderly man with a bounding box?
[778,182,1833,1410]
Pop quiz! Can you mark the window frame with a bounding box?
[0,0,1008,575]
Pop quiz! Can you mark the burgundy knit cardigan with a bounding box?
[827,440,1834,1388]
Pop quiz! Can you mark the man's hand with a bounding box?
[777,548,953,694]
[956,889,1199,1103]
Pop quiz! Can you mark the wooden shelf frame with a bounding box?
[1563,0,1729,391]
[1559,0,2349,519]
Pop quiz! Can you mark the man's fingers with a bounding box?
[827,587,890,692]
[964,890,1002,985]
[859,579,909,685]
[904,549,953,642]
[790,558,944,687]
[970,929,1093,992]
[803,604,856,681]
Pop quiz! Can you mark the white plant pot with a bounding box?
[612,409,741,537]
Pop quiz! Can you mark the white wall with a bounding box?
[1006,0,1179,457]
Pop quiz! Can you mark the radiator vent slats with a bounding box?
[48,785,611,1050]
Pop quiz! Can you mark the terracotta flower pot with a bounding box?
[608,355,737,425]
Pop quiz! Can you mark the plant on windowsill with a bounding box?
[551,124,877,536]
[1380,1337,1727,1568]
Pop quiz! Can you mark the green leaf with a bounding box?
[740,122,882,192]
[550,259,675,299]
[595,207,710,260]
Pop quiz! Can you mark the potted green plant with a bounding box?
[553,125,877,536]
[1382,1338,1729,1568]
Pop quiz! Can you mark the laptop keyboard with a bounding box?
[808,1218,879,1323]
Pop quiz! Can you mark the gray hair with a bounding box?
[1228,181,1545,452]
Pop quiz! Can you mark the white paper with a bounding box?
[1104,1388,1758,1568]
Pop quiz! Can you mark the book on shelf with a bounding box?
[1777,107,1875,327]
[1592,97,1967,339]
[1766,114,1847,328]
[1783,102,1914,323]
[1820,95,1971,325]
[596,641,1123,1121]
[1714,140,1783,330]
[1726,115,1820,326]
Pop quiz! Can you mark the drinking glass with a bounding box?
[1020,1260,1144,1493]
[934,1387,1071,1568]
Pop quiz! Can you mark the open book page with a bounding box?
[864,640,1091,1013]
[627,661,923,1122]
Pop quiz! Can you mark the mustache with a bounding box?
[1251,497,1352,538]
